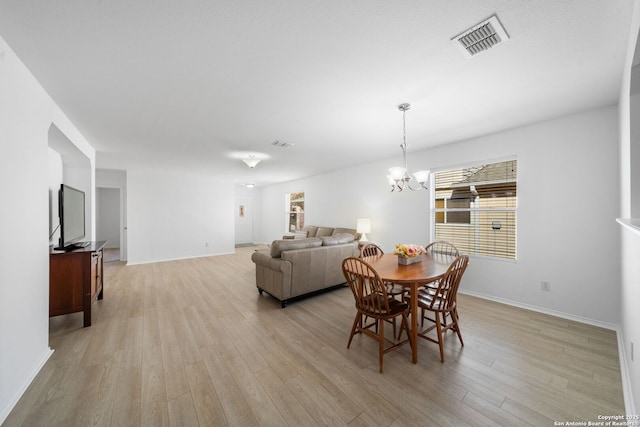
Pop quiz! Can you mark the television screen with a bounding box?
[58,184,86,249]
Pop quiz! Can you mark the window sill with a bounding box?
[616,218,640,236]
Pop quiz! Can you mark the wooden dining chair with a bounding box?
[424,241,460,258]
[359,243,407,338]
[342,256,412,373]
[360,243,406,299]
[359,242,383,257]
[410,255,469,362]
[422,241,461,324]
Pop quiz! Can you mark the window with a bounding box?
[432,159,517,260]
[286,192,305,232]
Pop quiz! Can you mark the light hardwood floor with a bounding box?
[3,246,625,426]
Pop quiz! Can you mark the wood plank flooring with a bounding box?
[3,246,625,426]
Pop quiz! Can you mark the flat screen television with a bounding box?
[57,184,87,250]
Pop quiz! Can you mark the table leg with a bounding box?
[411,284,418,363]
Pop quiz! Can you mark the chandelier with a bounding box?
[386,103,430,192]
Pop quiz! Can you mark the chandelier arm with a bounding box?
[406,181,428,191]
[390,178,406,192]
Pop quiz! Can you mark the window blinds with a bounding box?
[433,160,517,260]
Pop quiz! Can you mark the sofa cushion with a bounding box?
[302,225,319,237]
[270,237,322,258]
[282,231,308,240]
[332,227,360,239]
[316,226,335,237]
[320,233,356,246]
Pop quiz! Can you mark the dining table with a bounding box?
[360,252,453,363]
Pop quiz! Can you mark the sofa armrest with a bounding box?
[251,249,293,300]
[251,250,290,272]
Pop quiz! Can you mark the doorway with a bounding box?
[235,196,253,246]
[97,187,125,262]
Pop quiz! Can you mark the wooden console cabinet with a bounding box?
[49,241,107,327]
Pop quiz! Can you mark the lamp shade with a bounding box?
[412,169,430,184]
[388,167,406,180]
[357,219,371,242]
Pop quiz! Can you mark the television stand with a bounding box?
[49,241,107,327]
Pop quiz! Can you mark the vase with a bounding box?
[398,255,422,265]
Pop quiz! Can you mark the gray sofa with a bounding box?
[283,225,360,240]
[251,231,360,307]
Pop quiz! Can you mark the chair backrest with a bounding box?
[342,257,391,314]
[360,243,384,258]
[425,241,460,258]
[427,255,469,311]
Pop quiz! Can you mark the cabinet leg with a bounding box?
[83,308,91,327]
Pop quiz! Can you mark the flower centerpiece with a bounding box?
[393,243,425,265]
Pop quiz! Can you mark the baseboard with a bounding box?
[459,289,619,330]
[614,328,637,417]
[459,290,636,415]
[0,347,54,425]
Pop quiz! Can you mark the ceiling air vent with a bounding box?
[272,140,294,148]
[451,15,509,59]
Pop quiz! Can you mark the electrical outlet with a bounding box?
[205,242,209,248]
[541,281,551,292]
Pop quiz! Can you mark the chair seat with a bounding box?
[363,294,408,315]
[417,295,450,312]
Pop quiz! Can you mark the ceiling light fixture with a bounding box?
[387,103,429,192]
[242,155,261,168]
[245,183,255,188]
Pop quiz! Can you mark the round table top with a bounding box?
[361,253,453,285]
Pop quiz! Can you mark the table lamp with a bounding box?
[357,219,371,242]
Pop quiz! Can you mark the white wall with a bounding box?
[620,225,640,414]
[257,161,430,248]
[258,105,621,327]
[618,0,640,414]
[0,35,95,424]
[48,148,63,245]
[126,168,235,264]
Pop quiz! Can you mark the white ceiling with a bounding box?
[0,0,635,186]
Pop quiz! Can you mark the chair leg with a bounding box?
[391,317,397,340]
[397,313,406,341]
[435,312,445,362]
[401,312,412,352]
[453,316,464,346]
[378,318,385,373]
[347,312,360,348]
